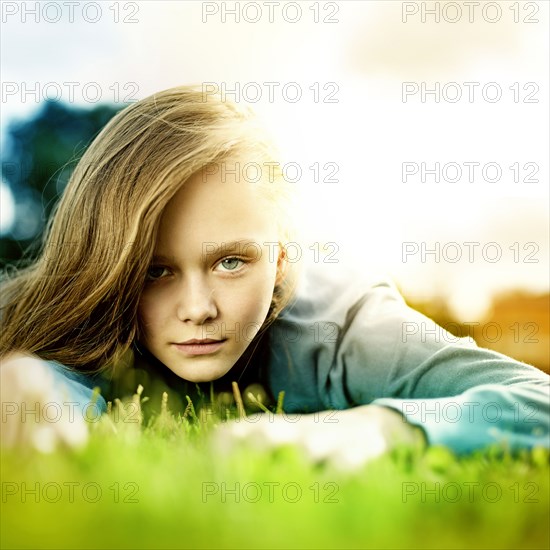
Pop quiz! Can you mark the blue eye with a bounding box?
[146,265,169,280]
[218,257,245,271]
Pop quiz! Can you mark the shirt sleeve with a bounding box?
[336,280,549,454]
[43,360,108,417]
[269,273,550,454]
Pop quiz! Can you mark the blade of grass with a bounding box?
[232,381,246,418]
[276,390,285,415]
[184,395,198,423]
[246,391,271,414]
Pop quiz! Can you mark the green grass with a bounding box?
[1,388,549,550]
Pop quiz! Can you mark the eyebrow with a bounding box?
[152,239,263,263]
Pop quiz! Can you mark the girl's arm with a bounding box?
[0,352,107,451]
[338,281,549,453]
[264,276,549,457]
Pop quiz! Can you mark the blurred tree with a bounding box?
[1,100,123,268]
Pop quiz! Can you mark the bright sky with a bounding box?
[1,0,548,318]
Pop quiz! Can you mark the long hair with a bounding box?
[0,85,299,373]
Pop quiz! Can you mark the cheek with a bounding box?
[233,264,278,322]
[137,293,165,336]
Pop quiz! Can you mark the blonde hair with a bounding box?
[0,85,299,372]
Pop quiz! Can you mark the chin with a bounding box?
[176,368,230,384]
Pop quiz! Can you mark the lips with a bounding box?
[172,339,227,356]
[176,338,224,345]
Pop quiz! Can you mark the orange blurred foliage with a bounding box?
[407,291,550,374]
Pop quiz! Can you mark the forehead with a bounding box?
[155,169,278,253]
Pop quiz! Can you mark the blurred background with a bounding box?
[1,0,548,371]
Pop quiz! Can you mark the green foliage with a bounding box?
[1,100,122,267]
[1,387,549,550]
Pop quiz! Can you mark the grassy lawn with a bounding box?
[1,389,549,550]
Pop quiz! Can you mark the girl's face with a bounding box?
[137,167,282,382]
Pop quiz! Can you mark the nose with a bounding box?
[175,274,218,324]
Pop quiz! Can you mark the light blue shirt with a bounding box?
[268,269,550,453]
[45,268,550,454]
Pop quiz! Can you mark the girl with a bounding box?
[1,85,548,465]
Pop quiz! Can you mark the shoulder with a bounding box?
[266,264,408,411]
[275,264,405,327]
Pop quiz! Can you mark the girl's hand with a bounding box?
[211,404,427,470]
[0,352,89,452]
